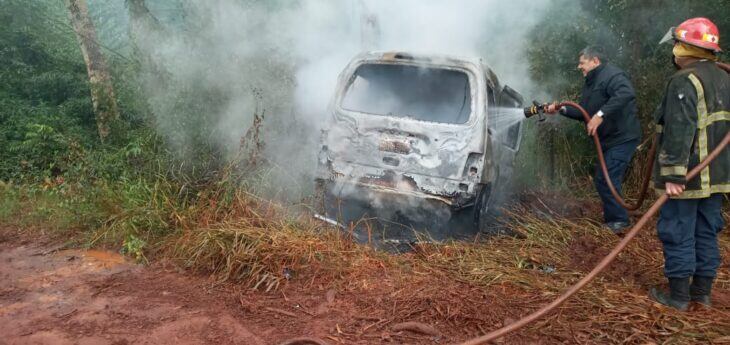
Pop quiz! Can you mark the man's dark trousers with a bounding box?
[594,139,638,224]
[657,194,724,278]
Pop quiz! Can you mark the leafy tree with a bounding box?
[0,0,92,179]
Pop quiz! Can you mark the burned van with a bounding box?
[315,52,524,240]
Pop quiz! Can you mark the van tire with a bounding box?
[475,183,495,233]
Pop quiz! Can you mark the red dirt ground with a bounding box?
[516,191,602,220]
[0,242,266,345]
[566,234,653,284]
[1,236,548,345]
[2,207,729,344]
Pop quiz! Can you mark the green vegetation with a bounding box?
[0,0,727,270]
[523,0,729,190]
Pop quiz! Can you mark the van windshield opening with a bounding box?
[340,64,472,124]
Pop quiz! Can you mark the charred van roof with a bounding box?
[356,51,484,66]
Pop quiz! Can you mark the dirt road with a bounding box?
[0,241,271,345]
[0,239,459,345]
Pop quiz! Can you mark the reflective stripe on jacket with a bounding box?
[653,60,730,199]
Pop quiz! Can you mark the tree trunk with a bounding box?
[358,0,381,51]
[127,0,164,35]
[65,0,119,142]
[126,0,167,77]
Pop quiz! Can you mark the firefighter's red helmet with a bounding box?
[660,17,722,53]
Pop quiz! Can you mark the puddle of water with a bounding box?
[83,250,126,266]
[56,249,128,270]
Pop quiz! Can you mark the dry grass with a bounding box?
[162,189,730,343]
[165,190,385,292]
[443,208,730,343]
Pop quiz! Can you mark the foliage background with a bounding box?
[0,0,728,243]
[520,0,729,191]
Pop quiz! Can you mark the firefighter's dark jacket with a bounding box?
[562,63,642,149]
[653,60,730,199]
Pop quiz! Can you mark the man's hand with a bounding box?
[665,182,686,196]
[587,115,604,136]
[545,102,558,114]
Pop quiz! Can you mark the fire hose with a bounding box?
[523,100,656,210]
[460,64,730,345]
[563,100,655,211]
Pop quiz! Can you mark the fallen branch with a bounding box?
[392,321,440,336]
[32,244,67,256]
[353,315,381,321]
[56,309,78,318]
[265,307,297,318]
[362,319,389,333]
[91,282,122,297]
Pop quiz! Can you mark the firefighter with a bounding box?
[546,46,642,234]
[649,17,729,311]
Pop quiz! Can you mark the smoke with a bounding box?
[294,0,553,120]
[127,0,554,199]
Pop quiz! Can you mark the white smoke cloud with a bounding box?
[125,0,553,198]
[293,0,553,124]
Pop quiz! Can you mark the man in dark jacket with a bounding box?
[648,17,729,311]
[546,46,643,233]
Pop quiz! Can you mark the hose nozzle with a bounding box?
[524,101,549,120]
